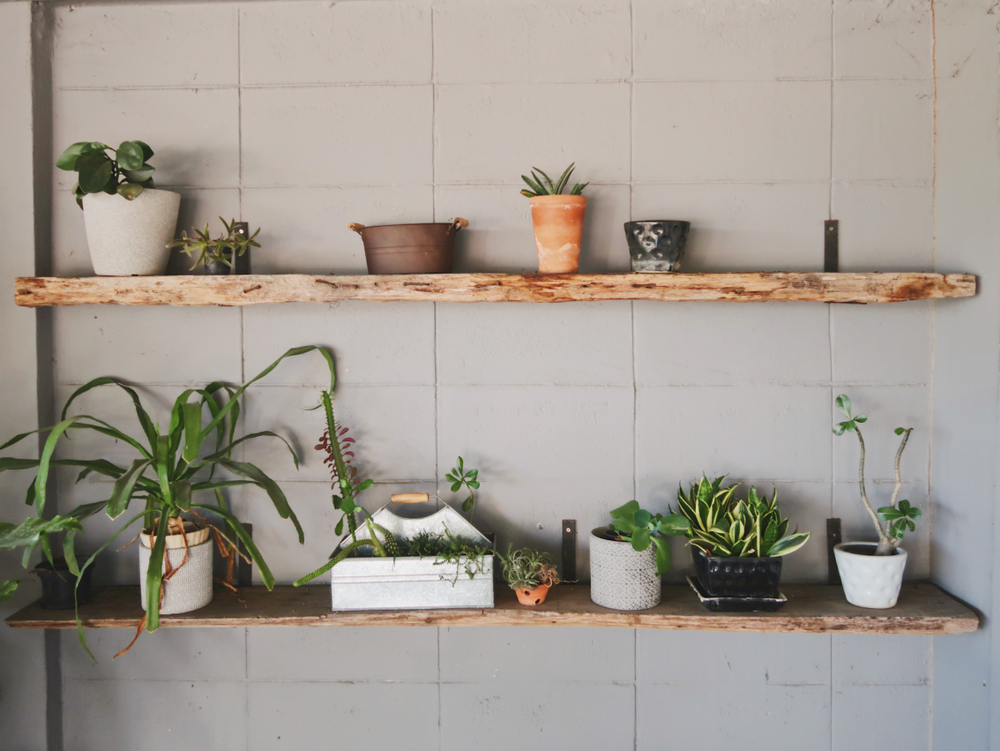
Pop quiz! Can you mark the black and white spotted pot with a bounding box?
[624,220,691,272]
[589,527,661,611]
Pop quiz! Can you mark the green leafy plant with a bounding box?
[834,394,919,556]
[0,515,85,604]
[168,217,261,272]
[56,140,156,207]
[674,477,810,558]
[498,545,559,591]
[0,345,335,654]
[520,163,588,197]
[607,501,689,576]
[446,457,480,518]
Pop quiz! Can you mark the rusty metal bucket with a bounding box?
[349,218,468,274]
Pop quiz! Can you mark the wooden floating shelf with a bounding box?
[5,583,978,635]
[13,272,976,307]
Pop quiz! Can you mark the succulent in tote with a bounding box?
[674,476,810,558]
[607,500,689,576]
[56,140,157,207]
[520,163,588,198]
[834,394,920,555]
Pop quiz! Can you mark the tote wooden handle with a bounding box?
[390,493,429,504]
[348,223,366,233]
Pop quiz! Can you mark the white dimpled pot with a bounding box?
[834,542,907,609]
[139,528,214,615]
[590,527,661,611]
[82,189,180,276]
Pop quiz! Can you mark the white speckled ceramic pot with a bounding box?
[834,542,907,609]
[590,527,661,611]
[82,189,180,275]
[139,526,213,615]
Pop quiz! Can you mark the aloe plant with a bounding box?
[520,163,588,198]
[0,345,335,652]
[834,394,920,556]
[674,476,810,558]
[608,500,689,576]
[57,140,156,207]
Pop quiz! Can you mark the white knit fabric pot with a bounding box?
[139,530,214,615]
[834,542,907,609]
[590,528,661,611]
[82,189,180,275]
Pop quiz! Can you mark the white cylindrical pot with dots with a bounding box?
[139,527,214,615]
[589,527,661,611]
[834,542,907,609]
[82,189,180,275]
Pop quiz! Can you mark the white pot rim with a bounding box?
[834,541,907,558]
[140,526,212,550]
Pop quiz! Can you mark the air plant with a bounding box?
[520,163,588,197]
[834,394,920,556]
[498,545,560,592]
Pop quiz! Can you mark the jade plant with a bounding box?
[57,140,156,207]
[674,476,810,558]
[520,163,588,197]
[498,545,559,592]
[0,345,335,655]
[607,501,689,576]
[834,394,920,556]
[169,217,261,272]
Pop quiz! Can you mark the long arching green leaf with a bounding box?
[182,401,203,463]
[67,418,152,459]
[192,503,275,589]
[0,515,83,549]
[107,459,152,519]
[145,512,169,631]
[199,346,336,440]
[217,459,303,543]
[34,416,90,517]
[189,431,298,471]
[61,377,158,449]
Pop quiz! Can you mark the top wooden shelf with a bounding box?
[5,583,979,635]
[13,272,976,307]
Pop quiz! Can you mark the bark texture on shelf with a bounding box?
[13,272,977,307]
[5,583,978,635]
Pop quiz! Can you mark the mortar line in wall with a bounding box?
[828,304,835,520]
[437,626,443,751]
[632,303,637,500]
[828,0,835,218]
[633,628,638,751]
[430,5,436,222]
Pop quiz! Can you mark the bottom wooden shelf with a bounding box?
[4,583,977,635]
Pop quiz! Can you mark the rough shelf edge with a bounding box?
[5,583,979,635]
[13,272,978,307]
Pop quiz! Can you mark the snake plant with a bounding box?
[674,476,810,558]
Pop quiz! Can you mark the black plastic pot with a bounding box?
[691,547,782,598]
[35,558,93,610]
[625,220,691,272]
[206,250,251,275]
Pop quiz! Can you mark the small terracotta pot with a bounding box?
[515,582,551,606]
[529,195,587,274]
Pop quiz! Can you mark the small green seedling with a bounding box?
[446,457,480,518]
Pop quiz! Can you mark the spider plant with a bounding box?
[0,345,335,649]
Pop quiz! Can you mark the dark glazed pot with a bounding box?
[692,547,782,598]
[625,220,691,272]
[206,250,251,275]
[35,558,93,610]
[350,218,468,274]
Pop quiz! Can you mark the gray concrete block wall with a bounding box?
[7,0,996,747]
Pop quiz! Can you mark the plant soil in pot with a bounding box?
[138,520,214,615]
[834,542,907,609]
[624,220,691,272]
[35,557,94,610]
[83,189,181,275]
[350,218,467,274]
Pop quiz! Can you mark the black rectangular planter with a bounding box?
[692,547,782,598]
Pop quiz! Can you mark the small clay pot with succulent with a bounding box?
[499,546,560,606]
[520,163,588,274]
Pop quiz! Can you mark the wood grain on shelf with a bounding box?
[5,583,978,635]
[14,272,977,307]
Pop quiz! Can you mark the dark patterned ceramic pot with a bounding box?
[625,220,691,272]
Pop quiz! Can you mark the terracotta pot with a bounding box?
[529,195,587,274]
[515,582,551,606]
[350,218,468,274]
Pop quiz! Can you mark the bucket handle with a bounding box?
[390,493,430,504]
[449,217,469,234]
[348,223,366,234]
